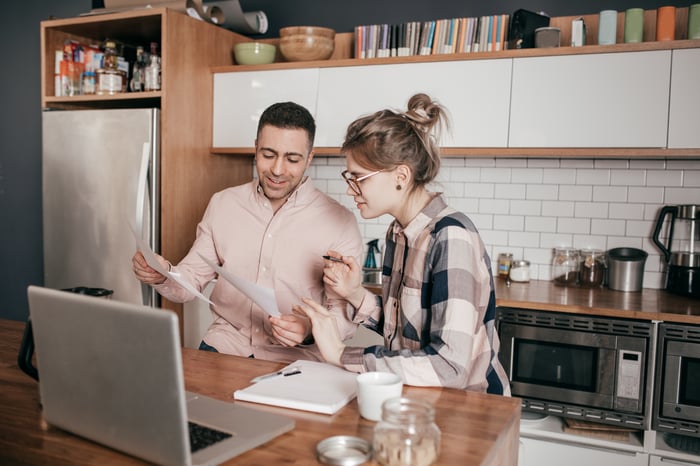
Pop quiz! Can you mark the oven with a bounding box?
[653,322,700,437]
[497,307,654,428]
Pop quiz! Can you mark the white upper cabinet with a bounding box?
[668,48,700,149]
[508,51,672,148]
[212,69,320,148]
[314,60,513,148]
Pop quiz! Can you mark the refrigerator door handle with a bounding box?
[135,142,151,237]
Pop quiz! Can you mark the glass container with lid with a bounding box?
[579,249,606,287]
[373,397,441,466]
[551,248,580,286]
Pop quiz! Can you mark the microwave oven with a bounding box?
[497,307,654,428]
[653,322,700,437]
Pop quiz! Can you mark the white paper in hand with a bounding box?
[130,225,213,305]
[197,253,280,317]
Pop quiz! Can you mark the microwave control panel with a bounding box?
[616,349,642,408]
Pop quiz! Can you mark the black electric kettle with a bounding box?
[652,205,700,297]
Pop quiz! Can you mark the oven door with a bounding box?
[500,322,643,412]
[661,339,700,420]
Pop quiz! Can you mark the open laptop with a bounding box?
[26,285,294,466]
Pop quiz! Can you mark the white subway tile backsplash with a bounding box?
[664,187,700,204]
[560,185,593,201]
[557,217,590,234]
[648,170,684,187]
[310,156,697,290]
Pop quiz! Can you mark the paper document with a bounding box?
[198,253,280,317]
[130,226,213,305]
[234,360,358,415]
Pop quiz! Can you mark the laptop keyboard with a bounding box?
[188,421,233,453]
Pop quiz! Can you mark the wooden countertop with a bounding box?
[495,279,700,324]
[0,319,521,465]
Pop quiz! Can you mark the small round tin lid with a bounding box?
[316,435,372,465]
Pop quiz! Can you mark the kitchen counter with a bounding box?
[495,279,700,324]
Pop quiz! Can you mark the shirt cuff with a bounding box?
[340,346,366,373]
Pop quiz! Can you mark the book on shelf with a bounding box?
[353,14,511,59]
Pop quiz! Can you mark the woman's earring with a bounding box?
[396,185,402,190]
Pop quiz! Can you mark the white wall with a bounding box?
[307,156,700,290]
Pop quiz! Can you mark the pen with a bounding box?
[322,255,344,263]
[251,367,302,383]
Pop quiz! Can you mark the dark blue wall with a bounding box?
[1,0,695,321]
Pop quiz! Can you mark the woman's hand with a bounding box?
[323,251,366,308]
[293,297,345,366]
[132,250,169,285]
[269,313,312,347]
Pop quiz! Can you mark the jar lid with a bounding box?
[316,435,372,465]
[511,260,530,268]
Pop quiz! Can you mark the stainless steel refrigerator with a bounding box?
[42,108,159,306]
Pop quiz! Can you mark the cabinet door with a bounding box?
[650,454,700,465]
[509,51,671,148]
[315,60,512,148]
[519,437,648,466]
[212,69,320,148]
[668,48,700,149]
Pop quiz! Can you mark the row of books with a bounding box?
[354,15,511,59]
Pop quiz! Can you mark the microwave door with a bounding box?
[502,323,618,409]
[662,341,700,419]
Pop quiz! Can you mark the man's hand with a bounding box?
[132,250,168,285]
[269,313,312,347]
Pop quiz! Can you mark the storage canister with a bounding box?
[509,260,531,283]
[579,249,606,287]
[607,247,648,292]
[373,397,441,466]
[551,248,580,285]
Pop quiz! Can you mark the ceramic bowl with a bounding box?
[233,42,276,65]
[279,34,335,62]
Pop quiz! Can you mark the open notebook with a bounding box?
[234,359,358,415]
[27,285,294,466]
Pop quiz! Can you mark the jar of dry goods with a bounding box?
[497,253,513,279]
[509,260,531,283]
[373,397,441,466]
[579,249,606,287]
[551,248,580,286]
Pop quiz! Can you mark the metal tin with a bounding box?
[509,260,531,283]
[316,435,372,465]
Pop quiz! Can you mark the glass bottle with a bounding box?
[579,249,606,287]
[497,253,513,279]
[373,397,441,466]
[144,42,161,92]
[551,247,580,286]
[129,45,146,92]
[96,40,126,95]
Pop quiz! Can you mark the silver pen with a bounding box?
[251,367,302,383]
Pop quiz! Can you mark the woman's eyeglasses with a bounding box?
[341,169,384,196]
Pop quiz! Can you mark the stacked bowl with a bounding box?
[279,26,335,62]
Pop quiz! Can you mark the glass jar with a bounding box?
[497,253,513,279]
[578,249,606,287]
[509,260,531,283]
[551,248,580,286]
[373,397,441,466]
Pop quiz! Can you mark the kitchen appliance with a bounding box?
[607,247,647,292]
[653,322,700,437]
[653,204,700,297]
[42,108,159,306]
[497,307,653,428]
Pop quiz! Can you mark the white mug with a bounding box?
[356,372,403,421]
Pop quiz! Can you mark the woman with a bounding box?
[295,93,510,395]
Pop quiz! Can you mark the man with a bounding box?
[132,102,363,362]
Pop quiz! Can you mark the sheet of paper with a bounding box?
[130,226,213,305]
[198,253,280,317]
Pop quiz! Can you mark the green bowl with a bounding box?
[234,42,276,65]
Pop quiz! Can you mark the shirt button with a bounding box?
[255,328,260,333]
[267,233,272,238]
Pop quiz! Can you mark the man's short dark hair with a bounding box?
[257,101,316,147]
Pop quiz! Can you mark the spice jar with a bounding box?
[551,248,580,286]
[509,260,531,283]
[497,253,513,279]
[579,249,606,287]
[373,397,441,466]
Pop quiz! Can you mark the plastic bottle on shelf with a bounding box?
[96,39,126,95]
